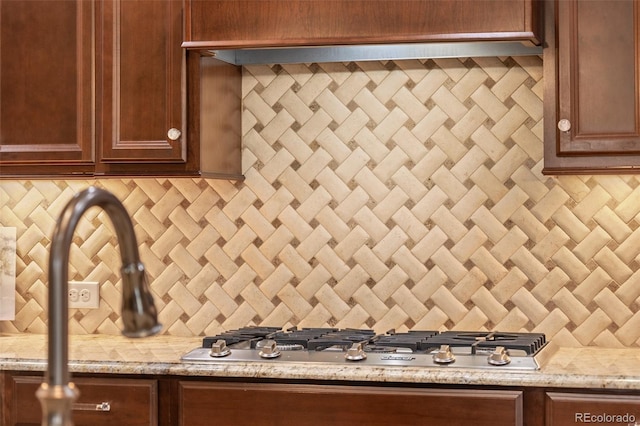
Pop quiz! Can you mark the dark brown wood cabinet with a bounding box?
[184,0,542,49]
[546,392,640,425]
[0,0,242,178]
[96,0,196,176]
[177,381,524,426]
[543,0,640,174]
[4,371,640,426]
[2,374,157,426]
[0,0,95,175]
[3,0,541,179]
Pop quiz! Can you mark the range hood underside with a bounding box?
[205,41,543,66]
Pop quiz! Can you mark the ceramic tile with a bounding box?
[5,56,640,348]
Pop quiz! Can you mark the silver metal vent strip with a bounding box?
[209,41,542,65]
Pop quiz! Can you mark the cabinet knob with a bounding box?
[167,128,182,141]
[557,119,571,132]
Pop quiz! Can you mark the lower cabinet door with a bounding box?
[546,392,640,426]
[6,375,158,426]
[178,381,523,426]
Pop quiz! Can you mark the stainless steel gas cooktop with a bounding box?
[181,327,554,371]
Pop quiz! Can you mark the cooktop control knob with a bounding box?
[258,339,281,359]
[488,346,511,366]
[209,339,231,358]
[432,344,455,364]
[345,342,367,361]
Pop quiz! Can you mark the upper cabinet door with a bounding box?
[97,0,187,174]
[544,0,640,174]
[557,0,640,155]
[0,0,94,176]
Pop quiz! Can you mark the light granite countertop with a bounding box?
[1,333,640,390]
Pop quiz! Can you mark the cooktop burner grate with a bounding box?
[306,329,377,350]
[202,326,282,348]
[421,331,546,355]
[202,328,546,355]
[373,331,439,351]
[251,328,339,348]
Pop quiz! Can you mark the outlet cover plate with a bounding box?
[69,281,99,309]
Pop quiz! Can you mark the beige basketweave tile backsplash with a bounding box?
[2,56,640,347]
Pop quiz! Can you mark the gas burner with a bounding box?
[202,326,282,348]
[252,328,338,349]
[422,331,546,356]
[374,330,439,351]
[306,329,376,351]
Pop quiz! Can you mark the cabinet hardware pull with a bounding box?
[167,128,182,140]
[557,119,571,132]
[72,402,111,412]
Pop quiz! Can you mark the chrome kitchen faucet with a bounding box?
[36,186,162,426]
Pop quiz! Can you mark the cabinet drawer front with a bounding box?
[8,376,157,426]
[547,392,640,426]
[179,381,523,426]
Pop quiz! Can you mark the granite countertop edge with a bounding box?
[1,333,639,390]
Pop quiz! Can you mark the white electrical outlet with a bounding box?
[68,281,99,309]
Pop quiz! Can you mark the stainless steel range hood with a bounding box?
[206,41,543,66]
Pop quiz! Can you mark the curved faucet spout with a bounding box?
[37,186,162,426]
